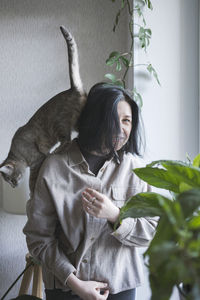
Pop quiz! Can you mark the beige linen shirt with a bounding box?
[23,139,157,294]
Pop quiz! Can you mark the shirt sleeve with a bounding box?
[111,183,159,247]
[111,216,158,247]
[23,165,76,286]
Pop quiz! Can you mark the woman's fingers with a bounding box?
[85,188,104,202]
[82,191,102,208]
[94,282,109,299]
[101,289,109,299]
[95,282,108,289]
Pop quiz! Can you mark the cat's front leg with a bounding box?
[29,157,46,196]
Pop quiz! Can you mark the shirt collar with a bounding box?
[68,139,86,167]
[67,138,123,167]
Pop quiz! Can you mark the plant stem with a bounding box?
[122,0,134,86]
[134,63,148,67]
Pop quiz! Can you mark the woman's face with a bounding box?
[113,100,132,151]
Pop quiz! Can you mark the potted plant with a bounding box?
[118,154,200,299]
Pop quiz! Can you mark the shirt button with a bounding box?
[100,168,105,172]
[91,237,95,241]
[82,259,88,263]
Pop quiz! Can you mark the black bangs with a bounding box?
[77,82,144,156]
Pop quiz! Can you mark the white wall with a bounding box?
[0,1,128,298]
[135,0,199,163]
[135,1,199,299]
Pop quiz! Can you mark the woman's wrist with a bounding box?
[108,206,120,224]
[66,273,81,290]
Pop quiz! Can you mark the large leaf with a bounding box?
[119,192,169,221]
[177,189,200,218]
[147,160,200,188]
[193,154,200,168]
[162,163,200,189]
[146,159,189,168]
[145,217,174,256]
[158,196,184,227]
[134,167,181,192]
[188,216,200,230]
[134,161,200,193]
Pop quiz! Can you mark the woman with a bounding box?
[23,83,157,300]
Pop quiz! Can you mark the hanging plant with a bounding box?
[105,0,160,107]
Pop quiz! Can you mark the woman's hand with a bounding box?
[67,273,109,300]
[82,188,120,224]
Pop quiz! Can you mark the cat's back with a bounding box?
[28,88,85,135]
[29,88,78,122]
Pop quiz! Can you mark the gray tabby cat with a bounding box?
[0,26,87,195]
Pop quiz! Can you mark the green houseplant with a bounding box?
[118,154,200,300]
[105,0,160,107]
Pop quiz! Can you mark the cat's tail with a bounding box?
[60,26,84,94]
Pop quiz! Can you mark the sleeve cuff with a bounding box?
[111,218,136,242]
[54,261,76,286]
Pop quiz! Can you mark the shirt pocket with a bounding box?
[111,186,140,208]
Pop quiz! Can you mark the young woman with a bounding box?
[23,83,157,300]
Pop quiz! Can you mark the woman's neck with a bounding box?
[79,145,109,176]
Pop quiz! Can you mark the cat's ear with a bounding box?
[0,164,14,176]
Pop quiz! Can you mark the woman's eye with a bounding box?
[123,118,131,123]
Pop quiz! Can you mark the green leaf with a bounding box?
[120,192,168,221]
[186,152,193,165]
[120,56,129,67]
[116,60,122,71]
[104,73,116,82]
[177,189,200,218]
[113,10,121,32]
[146,159,189,168]
[135,4,146,25]
[188,216,200,229]
[162,163,200,190]
[106,52,120,66]
[193,154,200,168]
[106,58,116,66]
[148,242,180,274]
[159,196,184,227]
[114,80,124,87]
[109,51,120,58]
[147,64,161,85]
[179,182,193,193]
[143,160,200,191]
[138,27,152,51]
[146,28,152,35]
[134,167,181,192]
[145,0,153,10]
[146,217,175,256]
[121,0,125,8]
[133,88,143,108]
[120,191,185,229]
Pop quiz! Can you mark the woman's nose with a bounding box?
[120,122,125,132]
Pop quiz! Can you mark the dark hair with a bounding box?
[77,82,144,156]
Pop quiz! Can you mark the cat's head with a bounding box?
[0,161,26,188]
